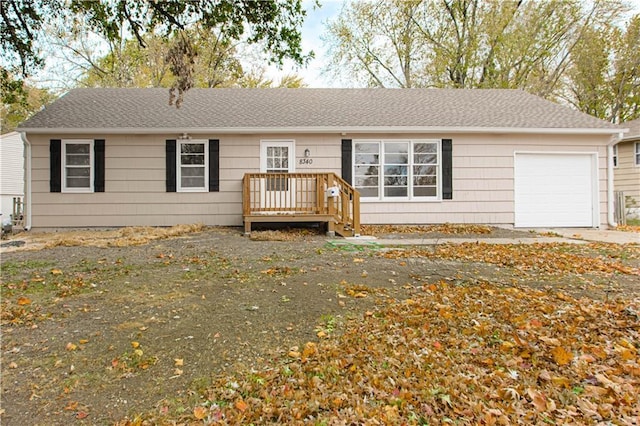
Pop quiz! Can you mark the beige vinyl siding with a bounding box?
[29,134,236,227]
[27,133,342,228]
[354,133,608,227]
[27,132,610,229]
[613,140,640,202]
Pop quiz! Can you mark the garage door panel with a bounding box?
[515,153,596,227]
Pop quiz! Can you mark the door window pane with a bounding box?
[264,143,292,191]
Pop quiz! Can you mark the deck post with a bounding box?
[326,173,336,236]
[352,191,361,236]
[316,175,325,214]
[242,175,251,235]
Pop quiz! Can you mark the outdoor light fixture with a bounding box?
[179,132,191,140]
[304,148,311,158]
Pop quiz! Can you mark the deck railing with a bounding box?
[242,172,360,236]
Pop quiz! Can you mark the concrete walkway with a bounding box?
[533,228,639,245]
[341,228,639,246]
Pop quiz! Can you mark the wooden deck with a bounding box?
[242,172,360,237]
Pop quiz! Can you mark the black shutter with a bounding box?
[94,139,105,192]
[209,139,220,192]
[50,139,62,192]
[341,139,352,184]
[166,140,177,192]
[442,139,453,200]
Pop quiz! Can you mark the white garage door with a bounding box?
[514,153,596,227]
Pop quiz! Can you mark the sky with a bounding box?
[268,0,640,88]
[30,0,640,90]
[266,0,344,87]
[31,0,344,91]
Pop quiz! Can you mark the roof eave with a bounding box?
[17,126,622,135]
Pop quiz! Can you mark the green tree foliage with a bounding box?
[78,28,239,89]
[565,14,640,122]
[609,15,640,122]
[77,28,306,92]
[1,0,310,106]
[0,80,55,133]
[324,0,638,121]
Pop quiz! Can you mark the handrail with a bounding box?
[325,173,360,236]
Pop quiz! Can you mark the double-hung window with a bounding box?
[635,143,640,166]
[353,139,440,200]
[177,140,208,192]
[63,140,94,192]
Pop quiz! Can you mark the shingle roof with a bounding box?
[18,88,620,134]
[620,117,640,140]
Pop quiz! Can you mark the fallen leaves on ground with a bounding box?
[0,298,43,325]
[616,225,640,233]
[138,281,639,425]
[382,242,640,276]
[249,228,319,241]
[11,224,206,250]
[362,223,494,236]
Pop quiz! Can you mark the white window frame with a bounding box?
[62,139,94,193]
[635,142,640,166]
[353,139,441,201]
[177,139,209,192]
[613,144,618,168]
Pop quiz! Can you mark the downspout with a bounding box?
[19,132,31,231]
[607,133,623,229]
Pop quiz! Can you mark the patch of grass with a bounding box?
[189,376,212,394]
[111,346,158,373]
[324,240,382,252]
[317,314,339,335]
[1,259,56,278]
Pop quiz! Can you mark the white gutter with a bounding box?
[19,132,32,230]
[16,126,623,136]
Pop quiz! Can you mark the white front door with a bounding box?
[260,141,295,210]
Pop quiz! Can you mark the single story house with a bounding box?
[17,88,625,234]
[0,131,24,223]
[614,118,640,219]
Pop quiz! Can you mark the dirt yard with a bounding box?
[1,225,638,425]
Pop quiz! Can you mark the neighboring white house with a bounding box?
[0,131,24,222]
